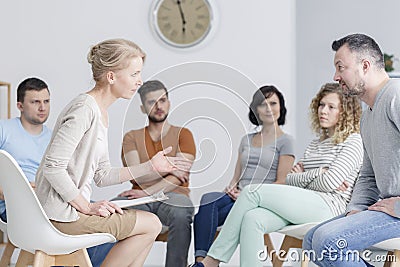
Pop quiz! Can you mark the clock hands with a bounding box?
[176,0,186,33]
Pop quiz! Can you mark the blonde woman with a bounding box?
[35,39,192,267]
[191,82,363,267]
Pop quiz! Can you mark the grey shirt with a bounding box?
[238,133,294,189]
[346,79,400,212]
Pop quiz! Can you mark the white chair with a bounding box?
[272,222,321,267]
[0,149,116,267]
[370,238,400,267]
[0,218,18,267]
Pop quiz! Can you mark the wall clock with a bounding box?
[151,0,214,48]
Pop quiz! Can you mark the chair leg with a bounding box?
[55,249,92,267]
[0,242,16,267]
[389,249,400,267]
[15,250,34,267]
[301,253,309,267]
[272,235,302,267]
[383,251,394,267]
[263,234,275,263]
[32,251,55,267]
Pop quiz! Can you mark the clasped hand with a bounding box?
[150,146,193,180]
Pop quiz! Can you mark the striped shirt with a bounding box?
[286,133,363,216]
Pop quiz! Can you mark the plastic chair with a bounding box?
[0,149,116,266]
[370,238,400,267]
[0,218,19,267]
[272,222,321,267]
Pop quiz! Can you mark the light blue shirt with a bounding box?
[0,117,52,214]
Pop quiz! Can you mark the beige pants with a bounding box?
[51,209,137,240]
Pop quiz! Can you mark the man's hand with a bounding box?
[169,169,190,183]
[150,146,193,174]
[118,189,149,199]
[368,197,400,218]
[346,210,360,216]
[29,182,36,189]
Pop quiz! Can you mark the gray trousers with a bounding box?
[131,192,194,267]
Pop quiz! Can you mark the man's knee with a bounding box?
[200,192,224,205]
[169,206,194,226]
[310,226,339,253]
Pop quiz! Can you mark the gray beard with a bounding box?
[345,80,366,97]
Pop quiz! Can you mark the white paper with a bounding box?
[111,190,169,208]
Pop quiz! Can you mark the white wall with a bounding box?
[0,1,296,265]
[295,0,400,158]
[3,0,400,266]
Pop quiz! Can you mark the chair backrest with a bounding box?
[0,149,102,254]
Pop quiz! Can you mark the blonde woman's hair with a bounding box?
[309,83,361,144]
[87,38,146,82]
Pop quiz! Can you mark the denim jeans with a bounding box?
[193,192,235,258]
[87,242,115,267]
[0,210,7,222]
[303,210,400,266]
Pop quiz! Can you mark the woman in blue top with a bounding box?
[193,85,295,262]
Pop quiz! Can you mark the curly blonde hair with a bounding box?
[310,83,361,144]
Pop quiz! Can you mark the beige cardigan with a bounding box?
[36,94,121,222]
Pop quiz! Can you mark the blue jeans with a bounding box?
[193,192,235,258]
[0,210,7,222]
[87,242,115,267]
[303,210,400,266]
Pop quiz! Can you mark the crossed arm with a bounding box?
[119,149,195,198]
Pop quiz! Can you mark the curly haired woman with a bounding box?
[190,82,363,267]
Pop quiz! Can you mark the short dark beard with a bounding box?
[148,113,168,123]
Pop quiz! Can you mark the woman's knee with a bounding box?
[134,210,162,237]
[242,210,266,231]
[148,212,162,235]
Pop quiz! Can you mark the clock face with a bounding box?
[153,0,213,48]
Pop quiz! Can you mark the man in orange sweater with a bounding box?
[120,80,196,267]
